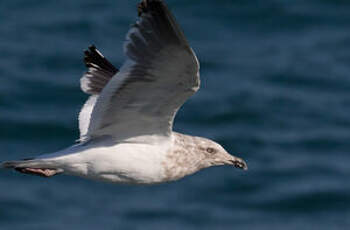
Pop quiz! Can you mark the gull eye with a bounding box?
[206,147,216,154]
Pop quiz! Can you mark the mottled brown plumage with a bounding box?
[163,133,247,181]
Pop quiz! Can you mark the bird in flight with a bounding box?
[1,0,247,184]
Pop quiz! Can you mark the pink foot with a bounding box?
[15,168,60,177]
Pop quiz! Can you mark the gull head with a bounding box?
[165,133,248,182]
[196,137,248,171]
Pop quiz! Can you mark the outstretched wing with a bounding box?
[85,0,200,141]
[78,45,118,139]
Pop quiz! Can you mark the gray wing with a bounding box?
[85,0,200,141]
[78,45,118,139]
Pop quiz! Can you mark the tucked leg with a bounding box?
[15,168,62,177]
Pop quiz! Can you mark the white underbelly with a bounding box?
[60,142,169,184]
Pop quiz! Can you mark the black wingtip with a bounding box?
[83,45,98,60]
[89,44,97,51]
[81,44,119,94]
[84,45,118,73]
[138,1,146,16]
[137,0,164,17]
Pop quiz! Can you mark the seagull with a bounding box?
[1,0,247,184]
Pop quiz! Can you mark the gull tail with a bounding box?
[1,159,63,177]
[1,158,37,169]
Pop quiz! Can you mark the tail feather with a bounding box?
[1,159,47,169]
[1,159,63,177]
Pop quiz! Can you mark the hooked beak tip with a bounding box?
[230,158,248,171]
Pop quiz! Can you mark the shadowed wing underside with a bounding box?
[79,0,200,141]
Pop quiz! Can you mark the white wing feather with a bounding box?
[78,95,98,139]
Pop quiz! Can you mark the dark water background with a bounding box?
[0,0,350,229]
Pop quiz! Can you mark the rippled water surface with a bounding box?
[0,0,350,229]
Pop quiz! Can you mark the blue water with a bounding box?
[1,0,350,229]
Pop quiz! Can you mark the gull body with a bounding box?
[1,0,247,184]
[35,136,171,184]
